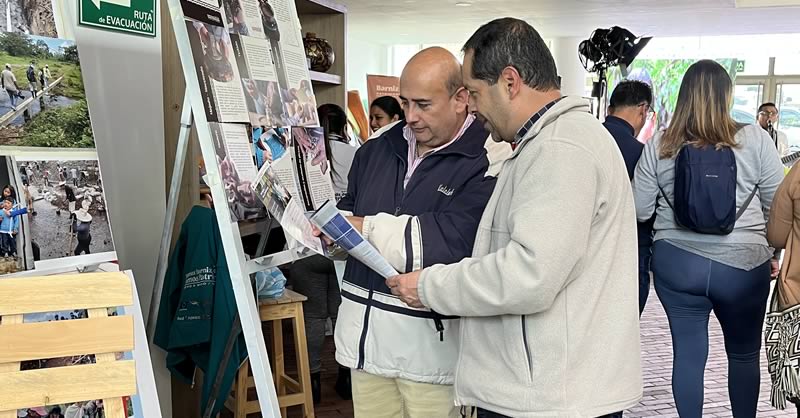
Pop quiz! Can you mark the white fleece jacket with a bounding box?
[418,96,642,417]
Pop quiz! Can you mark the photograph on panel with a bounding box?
[1,0,57,38]
[261,0,319,126]
[209,122,264,221]
[0,32,92,148]
[15,155,115,266]
[183,0,250,123]
[222,0,268,38]
[251,125,288,169]
[0,154,33,273]
[231,33,288,126]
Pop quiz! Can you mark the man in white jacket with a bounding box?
[388,18,642,418]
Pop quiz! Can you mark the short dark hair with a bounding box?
[759,102,777,112]
[609,80,653,110]
[370,96,404,120]
[463,18,559,91]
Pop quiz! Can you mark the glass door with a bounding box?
[777,81,800,150]
[732,83,764,124]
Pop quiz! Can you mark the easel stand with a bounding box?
[146,2,313,417]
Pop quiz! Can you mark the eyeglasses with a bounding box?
[640,103,655,118]
[759,110,778,117]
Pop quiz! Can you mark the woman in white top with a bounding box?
[291,103,356,404]
[319,104,357,200]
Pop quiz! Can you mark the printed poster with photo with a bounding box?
[0,32,93,149]
[183,0,250,123]
[230,34,288,126]
[3,0,68,40]
[209,122,264,221]
[222,0,268,39]
[251,126,333,211]
[262,0,319,126]
[290,126,333,211]
[0,152,117,277]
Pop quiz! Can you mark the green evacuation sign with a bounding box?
[736,60,746,73]
[79,0,156,37]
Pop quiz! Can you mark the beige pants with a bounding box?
[351,369,460,418]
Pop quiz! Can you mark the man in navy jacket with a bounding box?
[334,46,506,417]
[603,80,654,315]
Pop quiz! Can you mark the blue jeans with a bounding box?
[6,89,16,107]
[652,240,769,418]
[638,218,655,315]
[1,233,15,256]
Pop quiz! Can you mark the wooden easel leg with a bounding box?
[293,306,315,418]
[236,360,249,418]
[272,319,287,417]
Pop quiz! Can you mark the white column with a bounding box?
[63,3,170,417]
[550,37,589,97]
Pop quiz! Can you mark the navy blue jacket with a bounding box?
[335,119,497,374]
[603,116,644,180]
[603,115,654,297]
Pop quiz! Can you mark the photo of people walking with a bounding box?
[19,158,114,262]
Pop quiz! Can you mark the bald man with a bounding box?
[331,47,503,417]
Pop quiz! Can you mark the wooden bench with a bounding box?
[0,272,136,418]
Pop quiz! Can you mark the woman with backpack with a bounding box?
[632,59,784,417]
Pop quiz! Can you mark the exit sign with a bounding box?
[79,0,157,38]
[736,60,746,73]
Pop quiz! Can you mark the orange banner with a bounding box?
[366,74,401,107]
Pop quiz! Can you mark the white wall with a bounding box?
[550,37,590,97]
[346,37,389,104]
[62,3,170,417]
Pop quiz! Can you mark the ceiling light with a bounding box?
[455,2,472,6]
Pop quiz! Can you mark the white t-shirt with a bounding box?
[328,140,357,199]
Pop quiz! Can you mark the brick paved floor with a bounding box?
[293,285,799,418]
[627,286,795,418]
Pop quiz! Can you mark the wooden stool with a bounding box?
[225,289,315,418]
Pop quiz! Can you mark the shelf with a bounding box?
[310,70,342,85]
[296,0,346,15]
[239,217,279,237]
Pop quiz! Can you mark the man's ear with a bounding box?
[500,66,522,99]
[453,87,469,111]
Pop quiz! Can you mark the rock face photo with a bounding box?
[1,0,58,38]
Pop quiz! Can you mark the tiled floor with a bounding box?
[626,288,795,417]
[287,286,798,418]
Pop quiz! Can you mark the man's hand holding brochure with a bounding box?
[309,200,398,279]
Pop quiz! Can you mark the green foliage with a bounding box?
[0,32,84,100]
[62,45,79,64]
[0,55,84,100]
[34,40,50,59]
[19,100,94,148]
[607,58,738,130]
[0,32,37,57]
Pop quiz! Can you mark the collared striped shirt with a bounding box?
[513,97,564,145]
[403,113,476,187]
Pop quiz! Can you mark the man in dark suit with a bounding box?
[604,80,654,315]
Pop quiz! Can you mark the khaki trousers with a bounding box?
[351,369,460,418]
